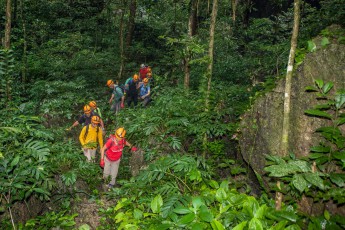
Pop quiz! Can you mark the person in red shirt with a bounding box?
[139,63,149,80]
[100,127,137,189]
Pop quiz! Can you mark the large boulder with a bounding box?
[239,25,345,174]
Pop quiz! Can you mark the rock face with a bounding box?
[239,25,345,174]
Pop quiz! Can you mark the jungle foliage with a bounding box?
[0,0,345,229]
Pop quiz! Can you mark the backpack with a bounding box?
[84,124,99,140]
[115,84,125,94]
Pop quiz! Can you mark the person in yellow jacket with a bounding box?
[79,116,104,162]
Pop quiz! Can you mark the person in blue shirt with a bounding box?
[139,78,151,107]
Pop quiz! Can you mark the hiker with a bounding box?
[79,116,104,162]
[139,64,149,80]
[147,72,155,89]
[100,127,137,189]
[107,80,125,114]
[139,78,151,107]
[89,101,103,119]
[125,74,140,107]
[67,105,104,130]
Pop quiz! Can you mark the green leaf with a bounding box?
[330,173,344,187]
[79,224,91,230]
[191,222,205,230]
[305,86,318,92]
[273,210,298,222]
[210,219,225,230]
[11,156,20,167]
[324,210,330,221]
[208,180,219,189]
[173,207,192,214]
[322,82,333,94]
[133,208,143,220]
[292,174,307,193]
[310,146,331,153]
[192,197,204,209]
[178,212,195,225]
[199,205,213,222]
[332,151,345,160]
[308,153,325,159]
[304,109,332,119]
[248,218,263,230]
[315,79,324,89]
[304,173,324,190]
[321,37,330,47]
[307,40,316,52]
[215,188,228,202]
[335,93,345,109]
[151,194,163,213]
[335,117,345,126]
[232,221,248,230]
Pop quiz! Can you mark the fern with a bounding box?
[161,194,191,218]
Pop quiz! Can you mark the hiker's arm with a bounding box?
[79,127,86,147]
[109,94,114,103]
[98,130,104,148]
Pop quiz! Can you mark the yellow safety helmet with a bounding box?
[115,127,126,139]
[133,74,139,81]
[89,101,97,108]
[84,105,91,114]
[91,116,101,124]
[143,78,149,83]
[106,80,114,86]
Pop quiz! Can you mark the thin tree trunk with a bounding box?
[205,0,218,110]
[231,0,238,22]
[281,0,300,157]
[126,0,136,47]
[203,0,218,158]
[4,0,12,49]
[277,0,300,211]
[118,5,125,79]
[20,0,27,83]
[184,0,198,89]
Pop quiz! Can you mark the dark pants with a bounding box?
[127,94,138,107]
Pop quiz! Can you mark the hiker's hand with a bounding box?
[131,146,138,152]
[100,158,105,168]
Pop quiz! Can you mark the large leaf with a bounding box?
[330,173,344,187]
[322,81,333,94]
[304,173,325,190]
[307,40,316,52]
[178,213,195,225]
[248,218,263,230]
[199,205,213,222]
[210,219,225,230]
[310,146,331,153]
[292,174,307,193]
[304,109,332,119]
[232,221,248,230]
[335,93,345,109]
[151,194,163,213]
[173,207,192,214]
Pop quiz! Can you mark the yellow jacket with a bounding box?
[79,125,103,149]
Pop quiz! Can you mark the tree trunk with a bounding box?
[205,0,218,110]
[281,0,300,157]
[118,4,125,79]
[184,0,198,89]
[126,0,136,47]
[203,0,218,158]
[277,0,300,211]
[231,0,238,22]
[20,0,27,83]
[4,0,12,49]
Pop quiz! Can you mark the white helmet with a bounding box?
[140,64,145,68]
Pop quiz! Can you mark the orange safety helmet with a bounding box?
[91,116,101,124]
[133,74,139,81]
[89,101,97,108]
[147,72,152,77]
[106,80,114,86]
[115,127,126,139]
[84,105,91,114]
[143,78,149,83]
